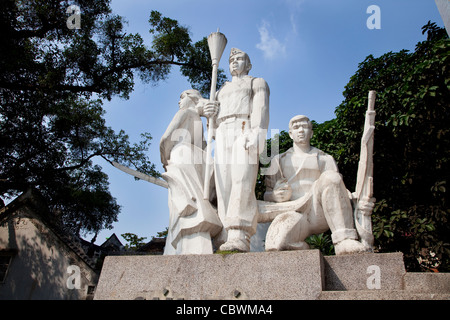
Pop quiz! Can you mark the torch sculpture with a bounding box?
[203,30,227,199]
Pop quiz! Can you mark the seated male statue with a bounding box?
[263,115,367,255]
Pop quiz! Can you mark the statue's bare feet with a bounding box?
[219,229,250,252]
[334,239,366,255]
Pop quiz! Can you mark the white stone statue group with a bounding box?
[161,46,375,256]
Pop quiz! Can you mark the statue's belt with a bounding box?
[216,114,250,125]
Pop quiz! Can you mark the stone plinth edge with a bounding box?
[94,250,324,300]
[323,252,406,291]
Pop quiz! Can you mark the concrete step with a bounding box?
[403,272,450,293]
[94,249,450,300]
[323,252,406,291]
[318,290,450,300]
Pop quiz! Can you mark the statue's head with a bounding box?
[288,115,313,146]
[178,89,202,110]
[229,48,252,76]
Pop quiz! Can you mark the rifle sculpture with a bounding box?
[354,90,376,251]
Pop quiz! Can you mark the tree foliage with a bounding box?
[258,22,449,271]
[121,233,147,251]
[0,0,225,239]
[322,22,449,272]
[153,227,168,239]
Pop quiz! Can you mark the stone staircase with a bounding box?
[319,255,450,300]
[94,250,449,300]
[319,290,449,300]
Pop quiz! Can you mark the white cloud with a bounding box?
[290,13,298,35]
[256,21,287,60]
[285,0,305,35]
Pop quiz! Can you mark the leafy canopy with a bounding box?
[258,22,449,271]
[121,233,147,251]
[0,0,225,239]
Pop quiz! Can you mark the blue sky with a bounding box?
[93,0,444,245]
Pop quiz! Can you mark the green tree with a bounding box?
[328,22,449,272]
[121,233,147,251]
[257,22,449,271]
[0,0,225,240]
[153,227,168,239]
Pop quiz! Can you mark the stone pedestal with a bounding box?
[94,250,324,300]
[94,250,450,300]
[323,252,405,290]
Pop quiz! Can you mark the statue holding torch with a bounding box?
[203,31,270,252]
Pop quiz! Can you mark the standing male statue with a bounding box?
[203,48,270,252]
[263,115,371,255]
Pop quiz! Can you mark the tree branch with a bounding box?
[0,80,101,94]
[0,60,202,94]
[54,152,102,172]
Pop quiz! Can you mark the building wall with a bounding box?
[0,207,98,300]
